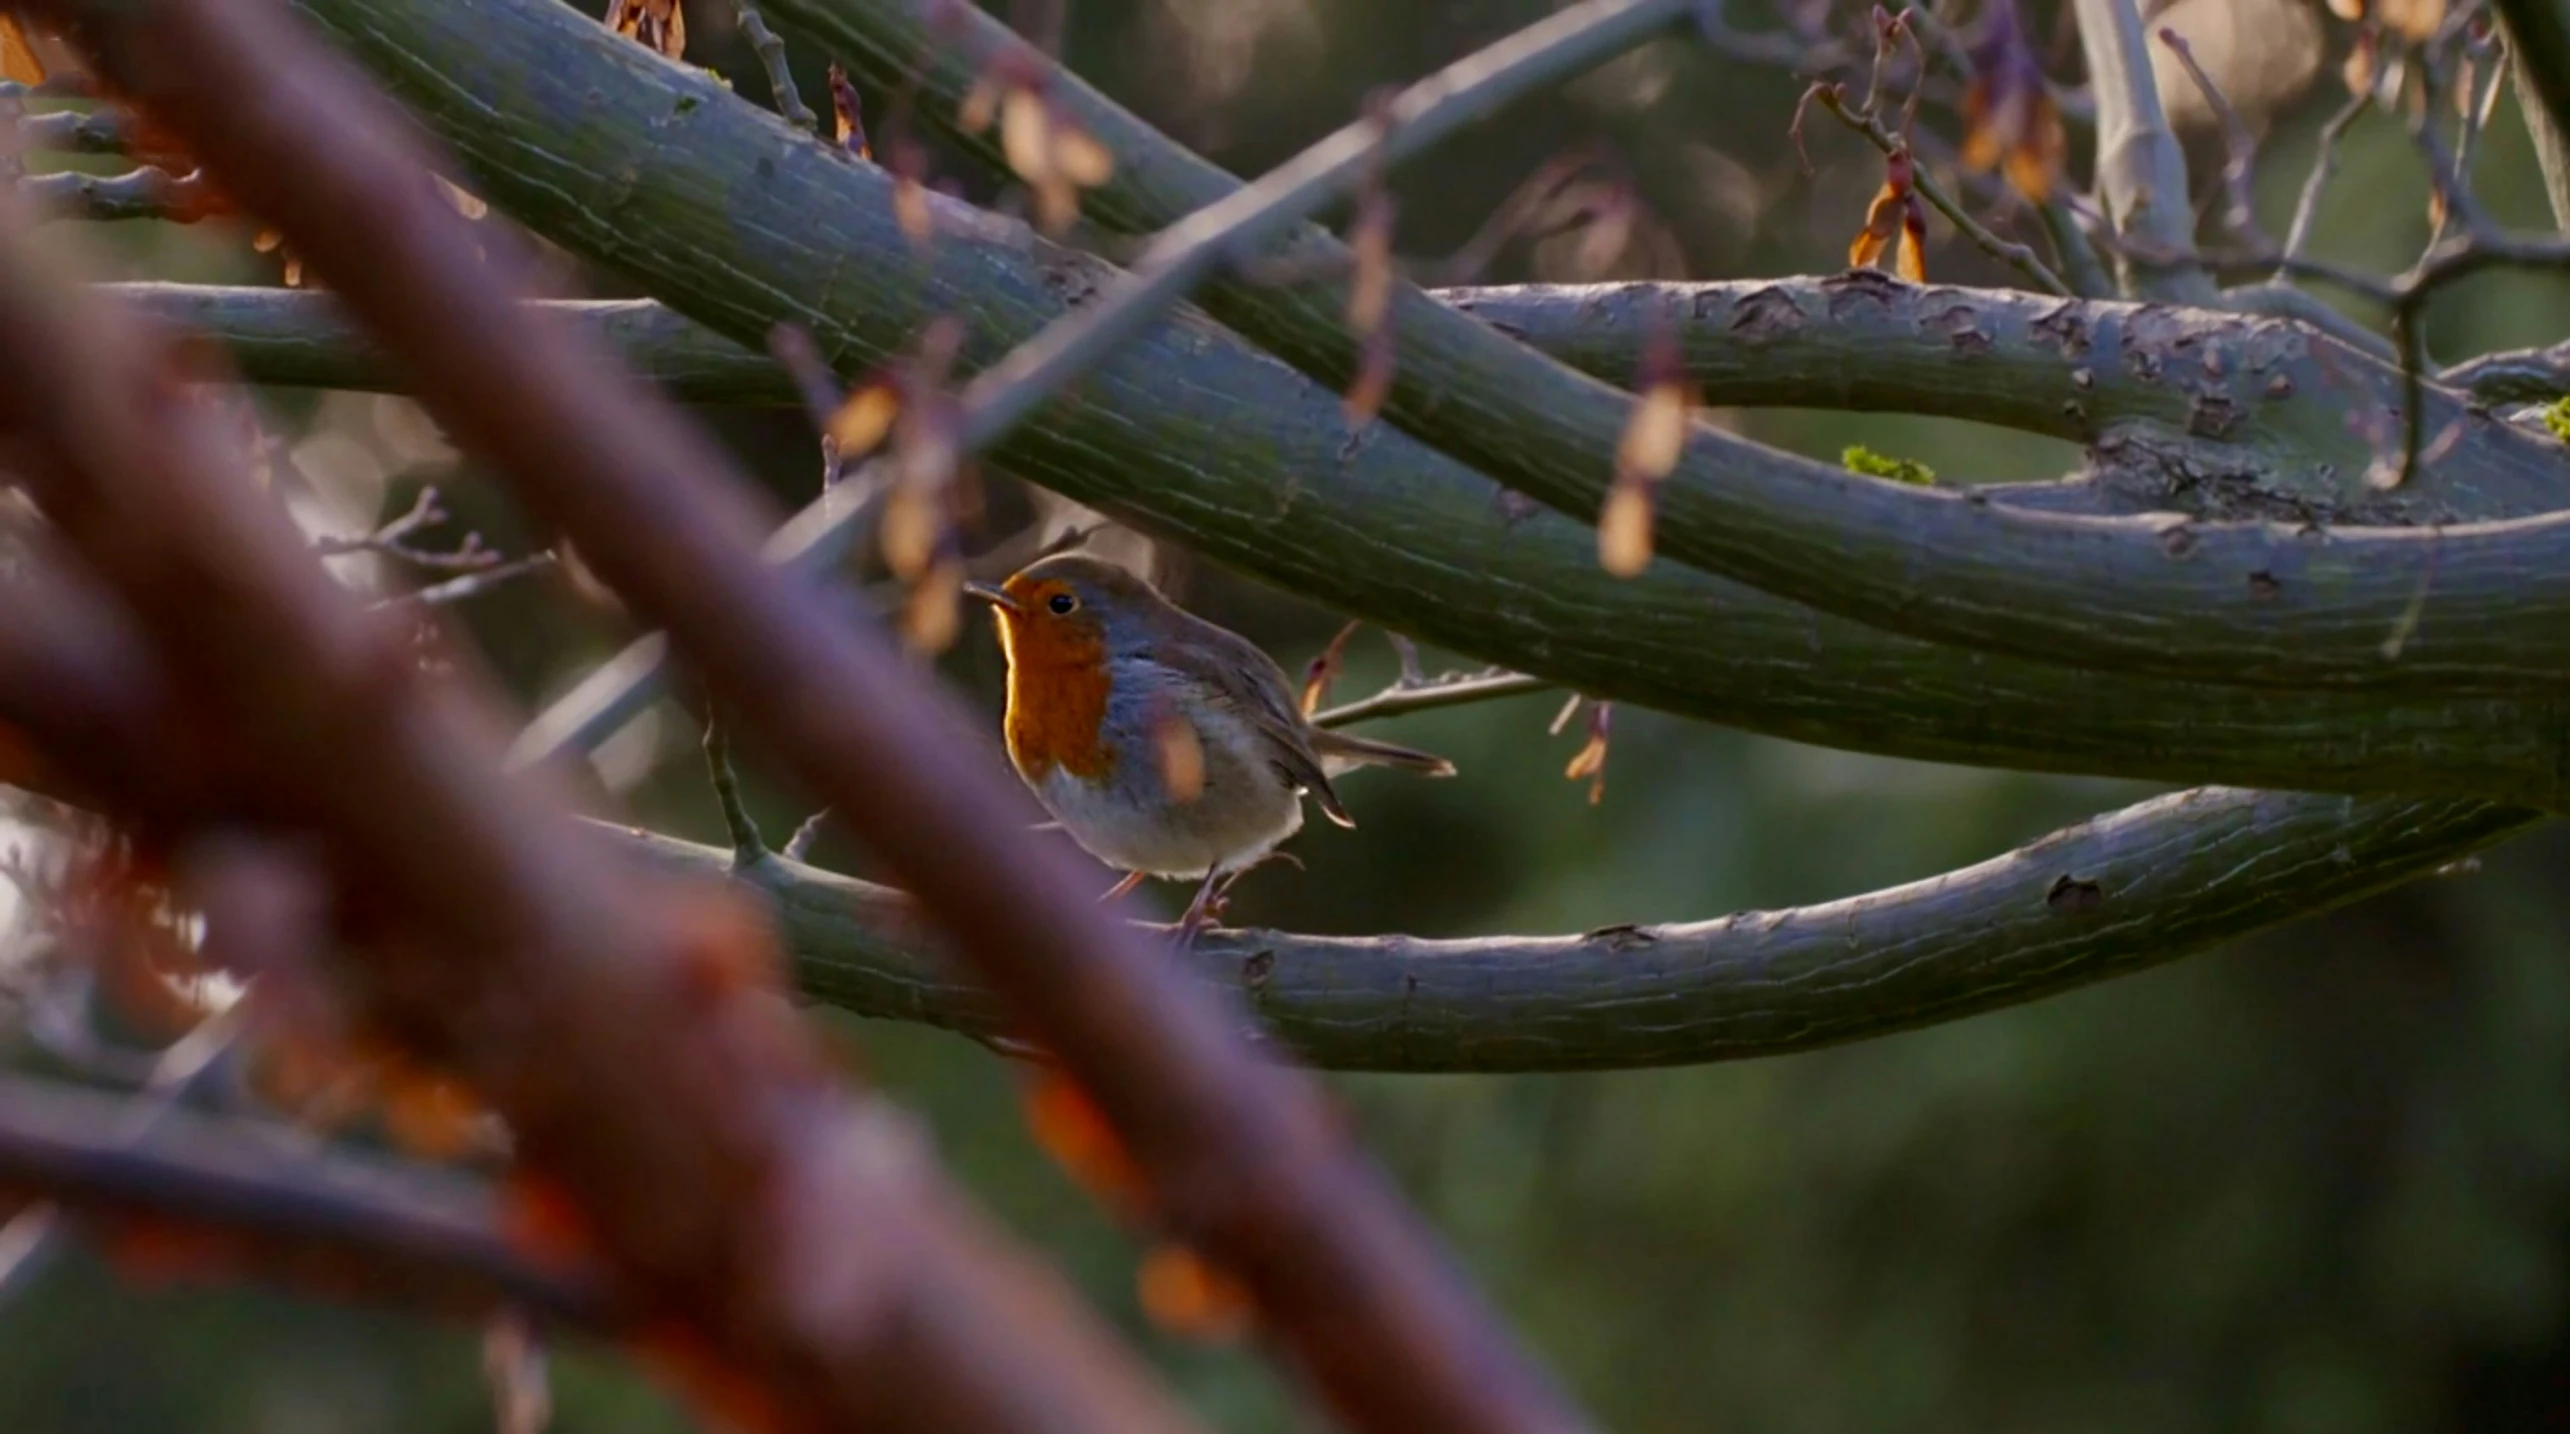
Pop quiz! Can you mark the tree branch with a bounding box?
[770,0,2570,697]
[0,1071,618,1327]
[42,1,1585,1429]
[608,790,2537,1073]
[216,0,2570,798]
[137,277,2561,522]
[2068,0,2214,302]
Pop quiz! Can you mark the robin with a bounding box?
[965,553,1454,929]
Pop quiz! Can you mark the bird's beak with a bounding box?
[961,580,1020,613]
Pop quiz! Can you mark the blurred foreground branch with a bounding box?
[31,0,1588,1428]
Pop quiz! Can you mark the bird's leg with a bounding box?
[1173,868,1227,939]
[1097,870,1148,904]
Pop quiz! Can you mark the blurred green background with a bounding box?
[7,0,2570,1429]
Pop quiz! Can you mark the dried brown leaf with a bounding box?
[1299,621,1362,716]
[1597,481,1654,577]
[0,17,48,85]
[827,62,872,160]
[602,0,685,60]
[1136,1244,1254,1343]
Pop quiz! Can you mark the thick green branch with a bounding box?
[607,792,2537,1073]
[150,277,2565,522]
[270,0,2570,800]
[780,0,2570,695]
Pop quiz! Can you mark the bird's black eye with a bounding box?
[1047,592,1078,615]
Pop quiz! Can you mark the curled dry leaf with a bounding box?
[2328,0,2443,41]
[827,62,872,160]
[1595,483,1655,578]
[1562,700,1613,805]
[601,0,685,61]
[379,1062,491,1163]
[1299,620,1362,716]
[1136,1244,1254,1344]
[992,84,1112,232]
[0,16,49,85]
[1961,0,2065,203]
[901,554,965,653]
[1849,148,1928,283]
[1021,1070,1149,1215]
[826,380,900,459]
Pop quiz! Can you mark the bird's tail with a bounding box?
[1306,728,1457,778]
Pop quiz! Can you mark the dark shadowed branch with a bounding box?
[608,789,2534,1073]
[160,0,2570,801]
[34,1,1589,1429]
[768,0,2570,698]
[0,1072,618,1326]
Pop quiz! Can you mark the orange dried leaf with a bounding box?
[1000,86,1053,186]
[1343,327,1396,427]
[0,17,48,85]
[1023,1071,1148,1214]
[827,381,899,457]
[828,62,872,160]
[878,483,942,579]
[602,0,685,60]
[628,1321,792,1434]
[1053,123,1114,188]
[498,1172,597,1273]
[1298,620,1361,716]
[1617,381,1689,482]
[902,557,965,653]
[381,1066,487,1162]
[958,75,1001,134]
[893,173,933,245]
[1563,703,1612,805]
[1347,194,1395,335]
[1597,481,1654,578]
[1137,1244,1254,1343]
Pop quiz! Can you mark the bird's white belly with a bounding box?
[1035,751,1303,880]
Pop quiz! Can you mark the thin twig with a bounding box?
[2154,28,2266,250]
[2283,86,2371,263]
[1814,85,2070,295]
[701,702,769,868]
[1311,671,1549,729]
[737,0,819,133]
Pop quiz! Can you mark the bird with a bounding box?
[964,552,1454,930]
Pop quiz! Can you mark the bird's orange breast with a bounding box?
[996,614,1117,783]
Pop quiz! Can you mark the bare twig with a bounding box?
[2070,0,2214,301]
[2283,86,2370,263]
[2154,28,2265,250]
[1311,670,1550,729]
[702,703,769,868]
[737,0,818,132]
[1812,85,2070,295]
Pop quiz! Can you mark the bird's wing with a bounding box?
[1153,619,1355,828]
